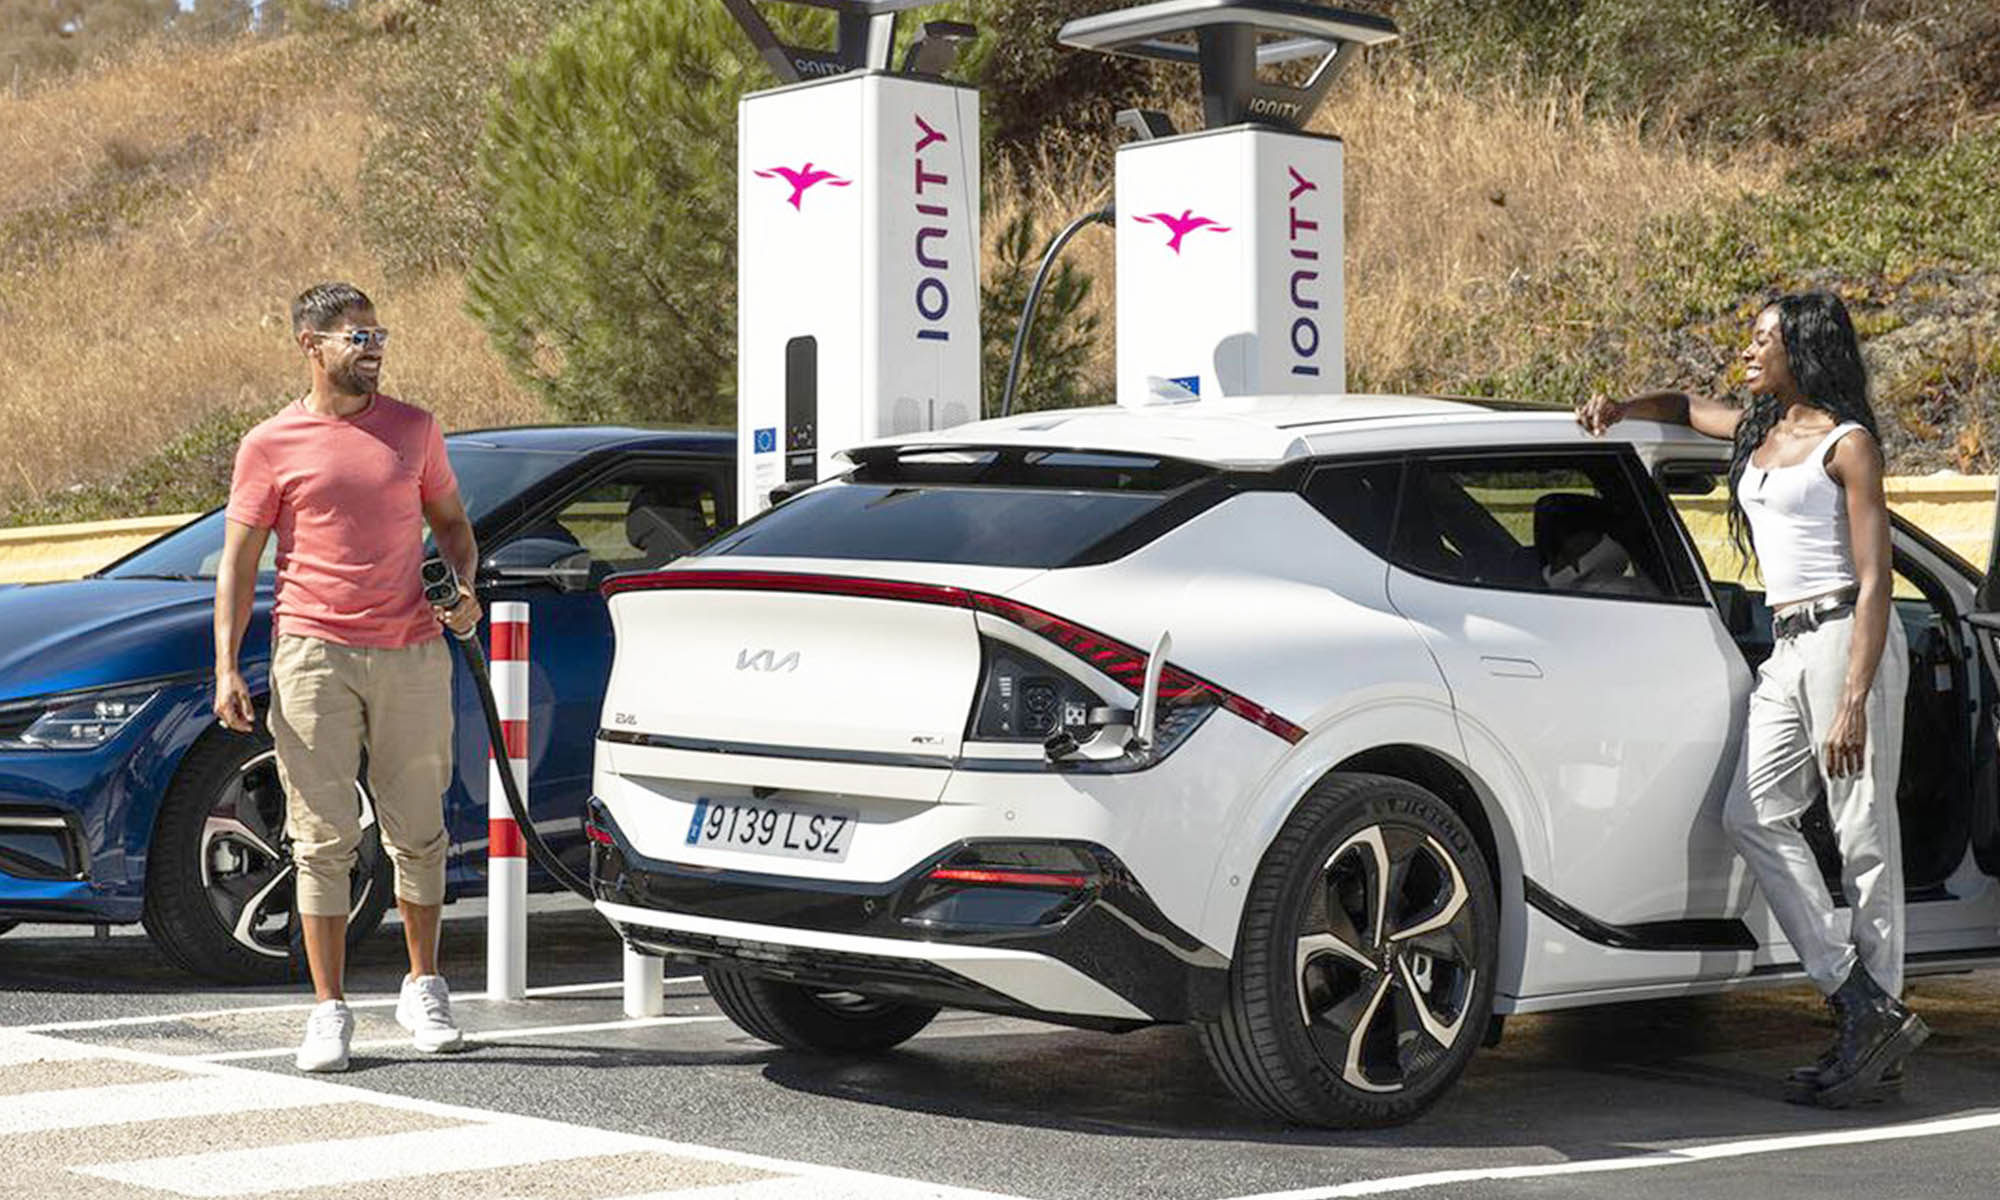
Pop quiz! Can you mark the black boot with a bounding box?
[1796,966,1928,1109]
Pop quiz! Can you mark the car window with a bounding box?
[103,444,578,581]
[534,466,726,575]
[1394,453,1685,600]
[1301,460,1401,557]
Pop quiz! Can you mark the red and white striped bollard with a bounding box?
[486,600,529,1000]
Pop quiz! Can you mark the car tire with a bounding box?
[703,964,939,1052]
[143,725,392,984]
[1198,771,1498,1128]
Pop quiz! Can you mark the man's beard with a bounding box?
[328,360,379,397]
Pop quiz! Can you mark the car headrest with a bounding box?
[1534,492,1632,588]
[624,487,706,566]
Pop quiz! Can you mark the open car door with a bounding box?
[1962,496,2000,876]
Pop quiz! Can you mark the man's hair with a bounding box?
[291,282,373,334]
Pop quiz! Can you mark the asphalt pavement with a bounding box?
[4,899,1999,1199]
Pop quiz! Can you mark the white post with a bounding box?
[623,946,665,1018]
[486,601,530,1001]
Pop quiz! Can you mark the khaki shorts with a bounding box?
[269,634,454,917]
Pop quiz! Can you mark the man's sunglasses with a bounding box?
[309,327,391,349]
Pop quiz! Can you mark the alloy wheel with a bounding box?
[1295,822,1479,1093]
[197,749,380,958]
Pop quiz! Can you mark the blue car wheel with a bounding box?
[142,727,391,983]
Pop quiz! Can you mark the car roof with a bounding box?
[846,395,1727,468]
[444,424,733,456]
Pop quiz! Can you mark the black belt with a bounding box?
[1772,589,1858,639]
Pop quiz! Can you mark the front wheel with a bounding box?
[703,963,939,1052]
[143,727,391,984]
[1199,772,1498,1128]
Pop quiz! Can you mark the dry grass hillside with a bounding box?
[0,34,537,522]
[2,2,1996,526]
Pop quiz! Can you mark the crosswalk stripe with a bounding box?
[191,1015,727,1062]
[0,1058,186,1097]
[2,1030,1033,1200]
[76,1122,650,1196]
[0,1073,337,1136]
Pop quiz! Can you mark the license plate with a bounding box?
[684,797,855,862]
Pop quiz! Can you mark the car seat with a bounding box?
[1533,492,1650,596]
[624,485,709,568]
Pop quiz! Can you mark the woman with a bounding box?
[1578,291,1926,1108]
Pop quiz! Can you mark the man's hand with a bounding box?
[214,669,255,733]
[435,584,482,637]
[1823,699,1868,779]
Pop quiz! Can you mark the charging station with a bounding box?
[1059,1,1398,404]
[726,0,982,519]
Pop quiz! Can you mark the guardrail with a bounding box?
[0,477,1993,587]
[0,514,201,584]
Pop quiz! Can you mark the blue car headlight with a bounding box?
[0,689,161,750]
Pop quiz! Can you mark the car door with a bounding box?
[1383,445,1753,944]
[452,455,732,883]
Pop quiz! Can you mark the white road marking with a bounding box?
[191,1014,728,1061]
[11,976,708,1034]
[0,1072,336,1135]
[77,1120,636,1196]
[610,1178,959,1199]
[6,1030,1028,1199]
[1221,1108,2000,1198]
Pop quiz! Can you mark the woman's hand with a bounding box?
[1575,393,1627,436]
[1823,698,1868,779]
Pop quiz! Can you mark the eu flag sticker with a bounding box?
[753,427,778,454]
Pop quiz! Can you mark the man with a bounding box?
[214,282,482,1072]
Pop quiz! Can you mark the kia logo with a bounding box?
[737,649,801,673]
[1134,209,1232,254]
[755,163,851,210]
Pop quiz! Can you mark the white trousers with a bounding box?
[1725,612,1908,997]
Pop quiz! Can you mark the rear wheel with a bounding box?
[143,726,390,984]
[703,963,939,1052]
[1199,772,1498,1128]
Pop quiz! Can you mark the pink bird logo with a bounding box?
[755,163,852,210]
[1134,209,1232,254]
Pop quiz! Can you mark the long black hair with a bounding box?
[1726,290,1879,563]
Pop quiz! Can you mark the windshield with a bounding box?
[103,444,577,580]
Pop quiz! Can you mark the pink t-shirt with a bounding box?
[226,394,458,648]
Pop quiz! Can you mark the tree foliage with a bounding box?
[466,1,777,425]
[359,0,589,277]
[982,212,1100,416]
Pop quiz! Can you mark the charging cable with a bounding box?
[422,558,594,899]
[999,204,1115,418]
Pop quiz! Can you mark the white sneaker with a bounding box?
[395,974,465,1053]
[295,1000,353,1073]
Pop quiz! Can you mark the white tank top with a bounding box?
[1737,422,1864,607]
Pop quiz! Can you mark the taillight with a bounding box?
[603,569,1305,745]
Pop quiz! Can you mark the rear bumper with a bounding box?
[589,806,1229,1028]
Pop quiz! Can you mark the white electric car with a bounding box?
[586,395,2000,1127]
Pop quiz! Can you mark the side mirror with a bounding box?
[481,538,594,594]
[1711,581,1753,637]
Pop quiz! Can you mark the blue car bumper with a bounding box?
[0,682,213,925]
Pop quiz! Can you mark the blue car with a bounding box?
[0,425,732,981]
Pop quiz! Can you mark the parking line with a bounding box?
[12,976,708,1034]
[8,1030,1030,1199]
[1221,1108,2000,1198]
[192,1014,730,1061]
